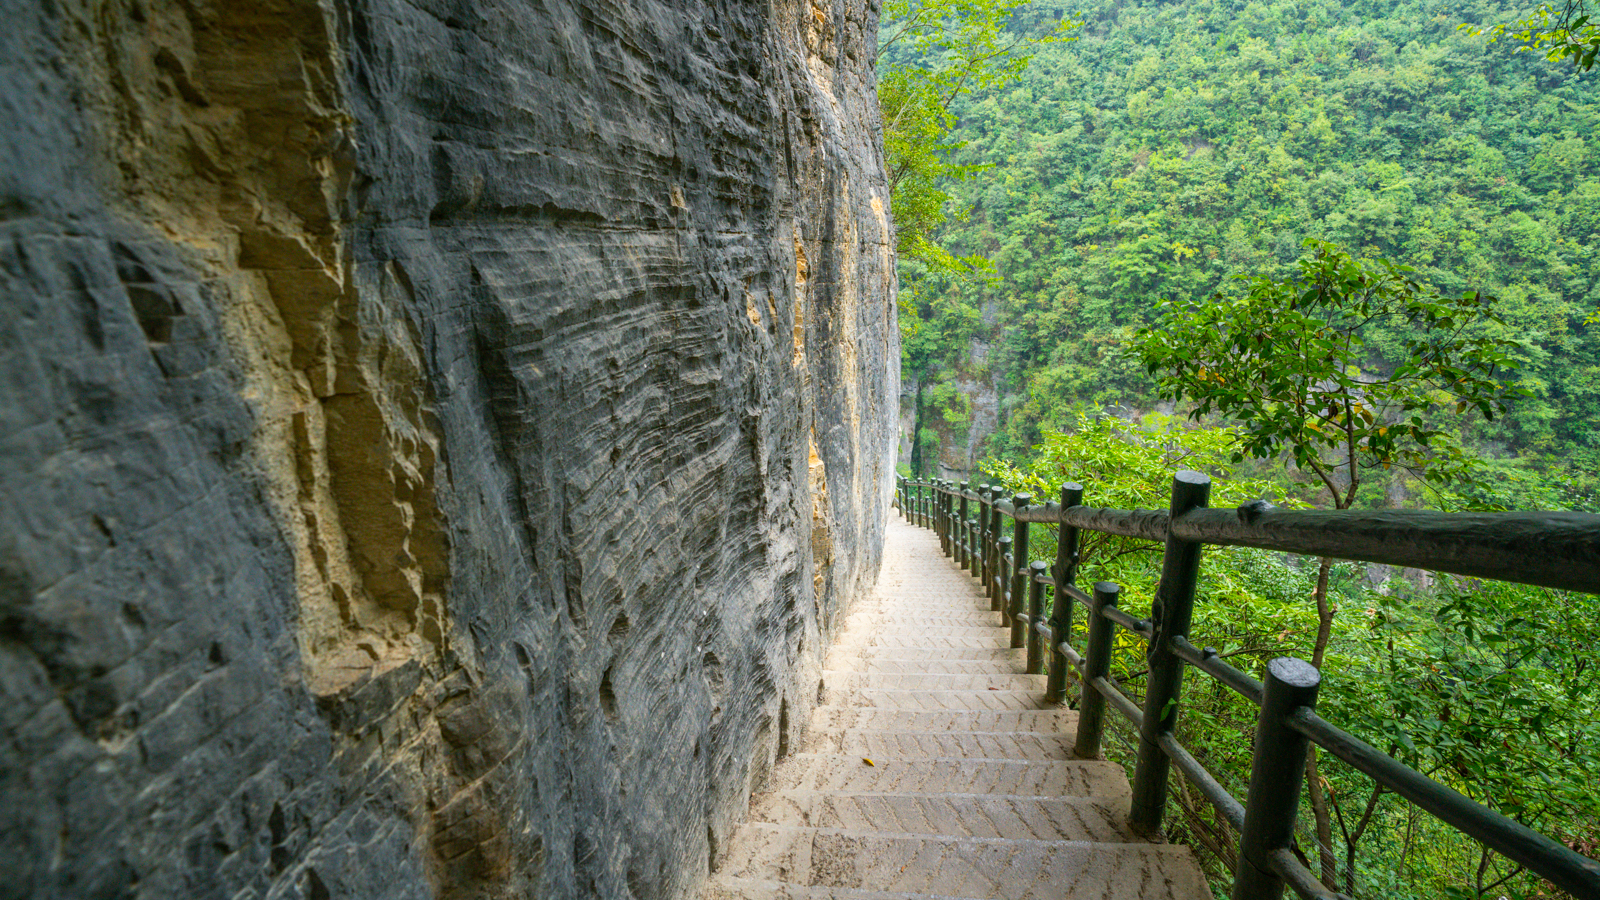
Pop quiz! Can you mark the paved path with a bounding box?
[702,514,1214,899]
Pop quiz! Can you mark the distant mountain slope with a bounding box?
[905,0,1598,477]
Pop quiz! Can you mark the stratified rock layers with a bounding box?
[0,1,896,898]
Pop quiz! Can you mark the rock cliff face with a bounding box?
[0,1,896,898]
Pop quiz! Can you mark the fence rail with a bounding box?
[893,474,1600,900]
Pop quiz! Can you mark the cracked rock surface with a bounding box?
[0,1,895,898]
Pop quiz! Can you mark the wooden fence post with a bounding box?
[1026,560,1049,675]
[956,482,970,568]
[1130,471,1211,836]
[1232,658,1322,900]
[1074,582,1120,759]
[993,534,1012,614]
[1047,482,1085,703]
[1010,494,1032,648]
[980,486,997,596]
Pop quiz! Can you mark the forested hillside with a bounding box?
[892,4,1600,896]
[902,0,1599,503]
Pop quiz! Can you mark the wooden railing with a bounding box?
[893,474,1600,900]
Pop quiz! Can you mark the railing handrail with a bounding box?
[922,484,1600,595]
[892,473,1600,900]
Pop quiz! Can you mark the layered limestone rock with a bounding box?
[0,1,896,898]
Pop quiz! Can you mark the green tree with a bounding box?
[879,0,1077,271]
[1131,240,1525,887]
[1466,0,1599,71]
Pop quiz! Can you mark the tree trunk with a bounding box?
[1308,556,1338,889]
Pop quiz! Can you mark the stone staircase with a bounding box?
[702,516,1213,900]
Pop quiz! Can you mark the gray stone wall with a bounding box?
[0,1,897,898]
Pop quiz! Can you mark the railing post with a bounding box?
[1232,658,1322,900]
[956,483,970,569]
[966,517,980,576]
[934,480,947,550]
[894,476,903,514]
[979,486,995,590]
[1074,582,1119,759]
[993,534,1012,613]
[1047,482,1085,702]
[1026,560,1048,675]
[1009,494,1033,648]
[1130,470,1211,836]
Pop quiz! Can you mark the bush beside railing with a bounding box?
[892,474,1600,900]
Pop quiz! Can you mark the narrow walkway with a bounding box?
[703,514,1213,899]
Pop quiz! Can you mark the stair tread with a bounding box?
[818,688,1052,711]
[837,646,1030,662]
[747,790,1136,841]
[823,672,1046,690]
[766,754,1128,796]
[809,706,1075,733]
[804,728,1076,760]
[716,825,1212,900]
[823,657,1034,675]
[704,875,1007,900]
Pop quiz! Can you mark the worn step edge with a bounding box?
[822,655,1029,670]
[764,754,1128,796]
[836,647,1028,661]
[808,707,1075,733]
[822,672,1047,689]
[804,728,1078,760]
[819,687,1051,711]
[704,875,995,900]
[717,824,1213,900]
[746,790,1136,842]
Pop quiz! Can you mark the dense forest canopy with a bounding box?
[898,0,1600,508]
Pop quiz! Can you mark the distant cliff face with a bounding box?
[0,1,896,897]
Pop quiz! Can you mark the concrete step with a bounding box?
[839,610,1006,627]
[848,591,989,604]
[766,754,1127,797]
[853,587,989,598]
[804,728,1076,761]
[810,706,1073,733]
[705,878,994,900]
[748,791,1135,842]
[714,826,1213,899]
[839,622,1011,637]
[853,633,1014,651]
[822,656,1032,676]
[822,672,1046,693]
[818,688,1049,711]
[837,646,1028,664]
